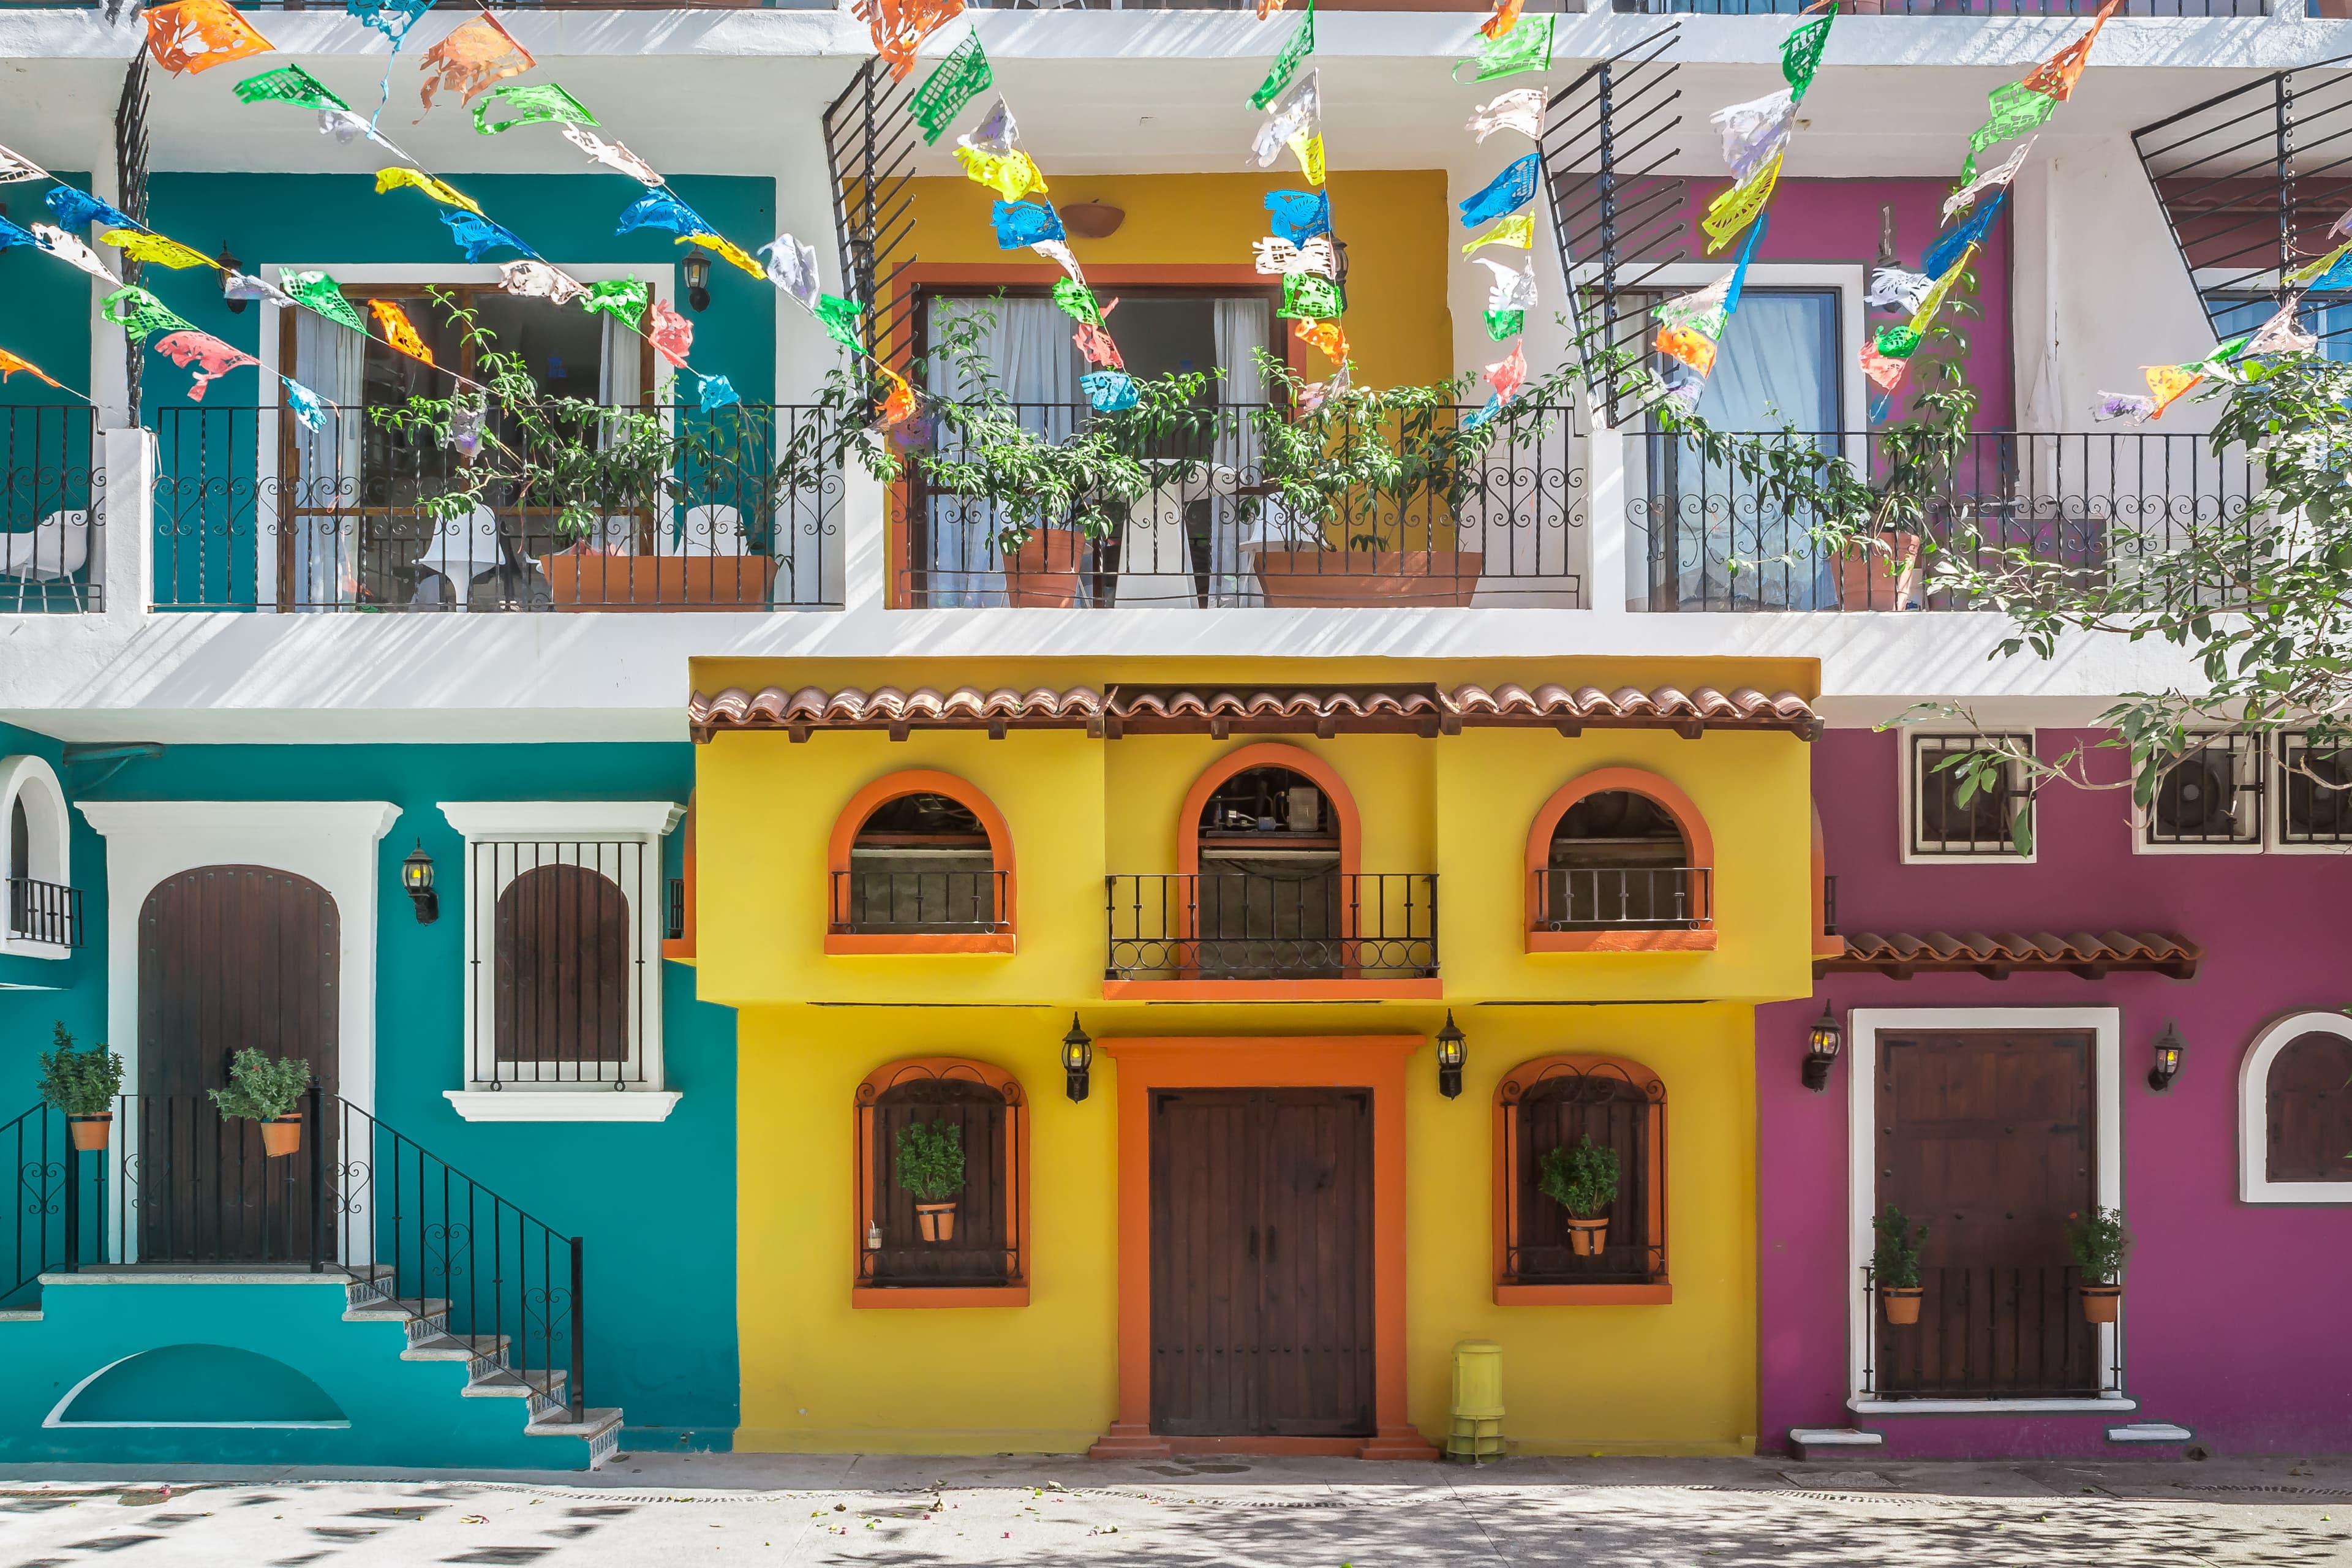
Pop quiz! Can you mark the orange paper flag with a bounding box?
[368,300,434,367]
[853,0,966,81]
[143,0,274,76]
[1256,0,1289,17]
[2018,0,2122,103]
[1294,318,1349,366]
[2142,363,2203,418]
[420,15,537,114]
[875,367,917,428]
[1480,0,1525,42]
[1656,323,1718,377]
[0,348,64,390]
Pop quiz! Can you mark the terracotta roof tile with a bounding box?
[1821,930,2201,980]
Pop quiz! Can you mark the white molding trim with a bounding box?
[0,754,74,960]
[440,801,685,840]
[443,1090,682,1123]
[42,1354,350,1430]
[2128,732,2264,857]
[1849,1397,2136,1417]
[1896,731,2038,865]
[1847,1008,2123,1409]
[2237,1010,2352,1204]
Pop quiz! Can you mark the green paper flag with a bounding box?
[101,285,196,344]
[473,82,599,136]
[910,36,992,146]
[1279,273,1343,320]
[1051,277,1101,326]
[1250,2,1315,112]
[581,279,650,333]
[1959,83,2056,183]
[282,271,369,335]
[813,293,866,355]
[233,64,348,112]
[1485,309,1524,342]
[1457,15,1553,85]
[1781,12,1834,99]
[1874,324,1921,360]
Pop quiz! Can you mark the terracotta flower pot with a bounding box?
[259,1114,303,1159]
[66,1112,112,1153]
[1006,527,1085,608]
[1830,532,1921,611]
[914,1201,958,1243]
[1880,1285,1923,1325]
[1254,549,1483,608]
[537,551,780,609]
[2079,1283,2122,1324]
[1566,1218,1609,1257]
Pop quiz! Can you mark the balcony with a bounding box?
[905,402,1582,611]
[6,876,83,950]
[1104,872,1439,995]
[1626,429,2259,614]
[1532,866,1712,931]
[1,404,102,615]
[150,403,842,612]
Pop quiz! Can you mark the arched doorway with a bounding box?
[137,866,340,1264]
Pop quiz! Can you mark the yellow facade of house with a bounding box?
[692,655,1820,1458]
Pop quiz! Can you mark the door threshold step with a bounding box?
[1790,1427,1884,1450]
[2108,1422,2193,1444]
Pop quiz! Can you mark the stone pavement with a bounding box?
[5,1451,2351,1566]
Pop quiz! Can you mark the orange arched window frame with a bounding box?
[826,769,1017,955]
[1524,766,1717,952]
[1177,742,1362,880]
[851,1056,1030,1309]
[1491,1053,1671,1306]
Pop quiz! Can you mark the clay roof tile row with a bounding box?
[1822,931,2201,980]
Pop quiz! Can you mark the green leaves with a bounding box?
[37,1022,123,1117]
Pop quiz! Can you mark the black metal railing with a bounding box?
[1823,873,1839,937]
[908,402,1582,609]
[151,402,842,612]
[831,868,1009,933]
[13,1089,586,1420]
[664,876,686,943]
[1863,1264,2119,1400]
[1627,430,2261,612]
[2,404,102,614]
[1532,866,1712,930]
[6,878,83,948]
[1104,872,1438,980]
[469,840,650,1090]
[1614,0,2260,12]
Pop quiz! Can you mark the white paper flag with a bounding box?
[1713,89,1795,182]
[1250,70,1321,172]
[222,270,295,308]
[1472,255,1537,314]
[1941,140,2033,222]
[2244,300,2318,356]
[1866,266,1934,314]
[959,100,1020,160]
[759,233,821,307]
[0,141,42,184]
[318,110,402,155]
[1465,88,1545,144]
[1029,239,1085,284]
[561,124,664,188]
[32,224,121,285]
[1252,235,1338,279]
[499,260,590,306]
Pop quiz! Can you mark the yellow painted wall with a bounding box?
[894,171,1453,392]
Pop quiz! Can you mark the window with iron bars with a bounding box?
[2139,731,2264,853]
[1903,733,2034,862]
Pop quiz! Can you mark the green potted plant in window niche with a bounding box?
[894,1118,966,1243]
[1874,1204,1928,1325]
[1537,1134,1619,1257]
[39,1022,124,1153]
[2067,1206,2130,1324]
[209,1049,312,1158]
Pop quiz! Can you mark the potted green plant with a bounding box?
[2067,1206,2130,1323]
[1536,1133,1620,1257]
[38,1022,123,1152]
[894,1118,966,1243]
[1874,1204,1928,1324]
[208,1049,312,1158]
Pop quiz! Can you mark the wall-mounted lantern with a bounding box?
[1062,1012,1093,1103]
[1435,1011,1466,1099]
[2148,1021,2186,1092]
[1801,1003,1842,1093]
[218,249,246,314]
[401,840,439,924]
[682,248,713,313]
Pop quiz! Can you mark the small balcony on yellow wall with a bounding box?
[1102,872,1439,1000]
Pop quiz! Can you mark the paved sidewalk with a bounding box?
[5,1452,2351,1566]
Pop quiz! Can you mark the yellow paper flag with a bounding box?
[1463,214,1535,255]
[1289,133,1326,187]
[1908,246,1975,334]
[1701,152,1781,254]
[97,228,216,270]
[374,167,483,215]
[953,146,1047,203]
[2143,363,2203,418]
[680,233,766,281]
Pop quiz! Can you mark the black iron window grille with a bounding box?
[2277,739,2352,846]
[1104,873,1438,981]
[1862,1264,2117,1401]
[1,404,104,613]
[1497,1058,1668,1289]
[1907,733,2033,859]
[1532,866,1711,930]
[2142,732,2265,849]
[469,840,649,1088]
[6,878,82,949]
[831,869,1009,933]
[1822,873,1839,937]
[664,876,685,943]
[854,1061,1024,1292]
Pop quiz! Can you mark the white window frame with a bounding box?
[1846,1007,2129,1415]
[2239,1010,2352,1204]
[1898,731,2036,864]
[439,801,685,1123]
[2131,730,2266,856]
[1,753,74,960]
[2270,736,2352,855]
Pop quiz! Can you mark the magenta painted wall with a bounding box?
[1757,728,2351,1457]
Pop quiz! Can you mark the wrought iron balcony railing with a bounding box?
[1532,866,1711,931]
[1,404,102,615]
[6,878,83,949]
[1863,1264,2120,1401]
[1627,429,2261,613]
[151,402,842,612]
[831,868,1010,933]
[1104,872,1439,981]
[907,401,1583,610]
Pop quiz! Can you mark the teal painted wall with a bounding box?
[0,721,109,1108]
[81,741,737,1449]
[1,174,101,604]
[0,172,94,407]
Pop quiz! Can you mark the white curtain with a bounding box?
[288,309,366,609]
[598,315,650,552]
[1208,298,1270,606]
[923,296,1082,606]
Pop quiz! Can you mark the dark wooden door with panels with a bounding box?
[1148,1088,1374,1438]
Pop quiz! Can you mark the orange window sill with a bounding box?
[1813,933,1847,959]
[660,938,695,964]
[825,931,1017,956]
[1494,1282,1674,1306]
[1099,978,1443,1001]
[851,1285,1031,1310]
[1526,929,1717,954]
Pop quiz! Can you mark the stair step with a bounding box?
[404,1332,510,1363]
[2108,1422,2193,1444]
[467,1365,567,1401]
[345,1296,450,1324]
[0,1305,42,1324]
[525,1406,622,1441]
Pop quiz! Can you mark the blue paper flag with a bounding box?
[991,200,1065,250]
[1463,393,1505,430]
[1264,189,1333,246]
[1720,213,1770,321]
[1080,370,1139,413]
[347,0,432,40]
[616,189,712,240]
[1921,188,2006,281]
[46,186,135,236]
[1458,154,1540,229]
[442,209,540,263]
[698,373,741,413]
[283,376,328,433]
[0,217,38,251]
[2310,248,2352,292]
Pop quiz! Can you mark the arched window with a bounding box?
[2240,1012,2352,1203]
[827,771,1015,954]
[853,1058,1028,1306]
[1193,761,1344,979]
[1493,1055,1669,1303]
[1525,768,1715,952]
[0,753,77,955]
[495,863,632,1069]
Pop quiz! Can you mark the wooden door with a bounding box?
[137,866,340,1264]
[1148,1087,1374,1438]
[1875,1028,2099,1398]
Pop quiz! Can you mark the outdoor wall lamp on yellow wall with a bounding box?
[1063,1014,1093,1103]
[1435,1011,1466,1099]
[401,841,439,925]
[1801,1003,1842,1093]
[2148,1021,2186,1091]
